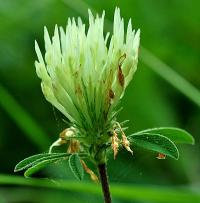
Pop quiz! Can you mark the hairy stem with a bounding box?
[98,163,112,203]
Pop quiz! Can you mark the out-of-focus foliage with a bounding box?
[0,0,199,202]
[1,175,200,203]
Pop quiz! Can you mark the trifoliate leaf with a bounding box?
[14,153,70,172]
[24,157,63,177]
[131,127,194,144]
[68,154,84,181]
[130,133,179,160]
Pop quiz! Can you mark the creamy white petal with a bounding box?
[35,7,140,133]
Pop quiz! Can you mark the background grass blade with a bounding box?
[0,84,50,150]
[140,47,200,108]
[0,175,200,203]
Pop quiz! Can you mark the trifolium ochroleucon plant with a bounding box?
[15,8,194,203]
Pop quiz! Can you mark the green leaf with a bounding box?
[24,157,64,177]
[130,133,179,160]
[68,153,84,181]
[14,153,71,172]
[131,127,195,144]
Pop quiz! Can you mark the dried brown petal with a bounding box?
[59,128,75,140]
[118,66,125,87]
[109,89,115,99]
[111,131,119,159]
[67,140,80,153]
[157,153,166,159]
[81,160,99,183]
[122,134,133,155]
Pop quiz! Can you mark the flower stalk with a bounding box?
[98,163,112,203]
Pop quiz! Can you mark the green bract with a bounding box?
[35,8,140,138]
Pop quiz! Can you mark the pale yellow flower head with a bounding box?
[35,8,140,138]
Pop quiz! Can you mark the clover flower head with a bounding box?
[35,7,140,161]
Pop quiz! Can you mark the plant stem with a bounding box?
[98,163,112,203]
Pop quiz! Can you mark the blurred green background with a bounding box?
[0,0,200,202]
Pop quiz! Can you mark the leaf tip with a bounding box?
[190,136,195,145]
[14,167,18,173]
[14,163,21,173]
